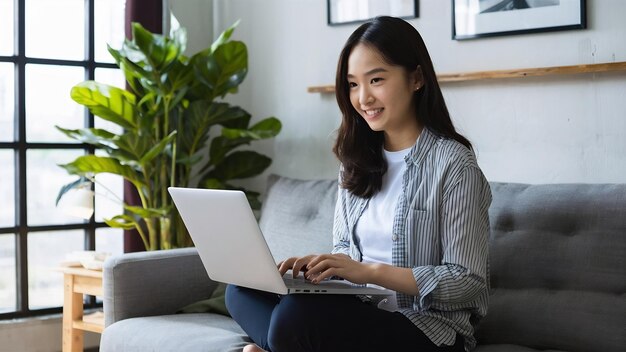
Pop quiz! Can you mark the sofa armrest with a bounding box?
[103,247,217,327]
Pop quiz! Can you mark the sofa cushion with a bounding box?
[100,313,251,352]
[477,183,626,352]
[259,174,337,262]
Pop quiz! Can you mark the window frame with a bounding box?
[0,0,119,319]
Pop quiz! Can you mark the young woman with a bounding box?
[225,16,491,352]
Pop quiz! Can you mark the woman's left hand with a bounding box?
[305,253,375,285]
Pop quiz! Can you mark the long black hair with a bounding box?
[332,16,471,198]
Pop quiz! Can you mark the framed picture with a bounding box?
[453,0,586,40]
[327,0,419,26]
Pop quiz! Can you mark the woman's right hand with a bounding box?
[277,255,317,278]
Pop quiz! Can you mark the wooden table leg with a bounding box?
[62,273,84,352]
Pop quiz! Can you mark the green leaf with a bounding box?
[218,107,251,129]
[117,61,143,94]
[113,132,152,163]
[201,178,226,189]
[208,135,251,166]
[104,215,138,230]
[71,81,137,131]
[175,153,203,167]
[59,155,145,188]
[55,178,89,206]
[108,43,149,85]
[210,20,240,53]
[171,26,187,55]
[206,151,271,181]
[55,126,118,150]
[140,131,177,165]
[211,41,248,98]
[107,44,124,65]
[220,128,260,140]
[179,101,249,157]
[137,91,157,108]
[117,39,149,64]
[221,117,282,140]
[193,41,248,99]
[170,86,189,110]
[167,60,194,92]
[132,22,181,72]
[56,126,117,142]
[251,117,282,135]
[124,59,150,84]
[124,205,169,218]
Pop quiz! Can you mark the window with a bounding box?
[0,0,126,318]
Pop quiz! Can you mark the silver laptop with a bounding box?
[168,187,392,296]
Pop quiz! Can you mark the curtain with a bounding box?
[123,0,163,252]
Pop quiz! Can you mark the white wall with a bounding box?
[168,0,214,55]
[178,0,626,191]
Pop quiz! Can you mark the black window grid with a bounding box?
[0,0,120,319]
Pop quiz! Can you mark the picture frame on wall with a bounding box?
[327,0,419,26]
[452,0,586,40]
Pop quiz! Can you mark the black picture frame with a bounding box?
[327,0,419,26]
[452,0,586,40]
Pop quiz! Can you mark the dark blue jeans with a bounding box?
[225,285,464,352]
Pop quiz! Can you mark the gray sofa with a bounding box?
[100,175,626,352]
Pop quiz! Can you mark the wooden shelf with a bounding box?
[73,312,105,334]
[55,266,103,279]
[60,267,105,351]
[308,85,336,94]
[307,61,626,93]
[438,61,626,82]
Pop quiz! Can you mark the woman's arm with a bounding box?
[304,255,419,296]
[368,263,419,295]
[331,182,352,257]
[278,175,353,279]
[411,164,492,308]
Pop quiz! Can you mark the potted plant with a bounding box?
[56,21,281,250]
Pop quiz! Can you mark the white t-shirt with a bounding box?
[355,145,412,311]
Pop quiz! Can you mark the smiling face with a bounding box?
[347,43,423,151]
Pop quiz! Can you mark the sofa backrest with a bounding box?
[259,175,626,351]
[259,174,337,262]
[477,182,626,352]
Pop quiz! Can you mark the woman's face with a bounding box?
[347,43,422,148]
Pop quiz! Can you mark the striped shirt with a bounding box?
[332,128,492,351]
